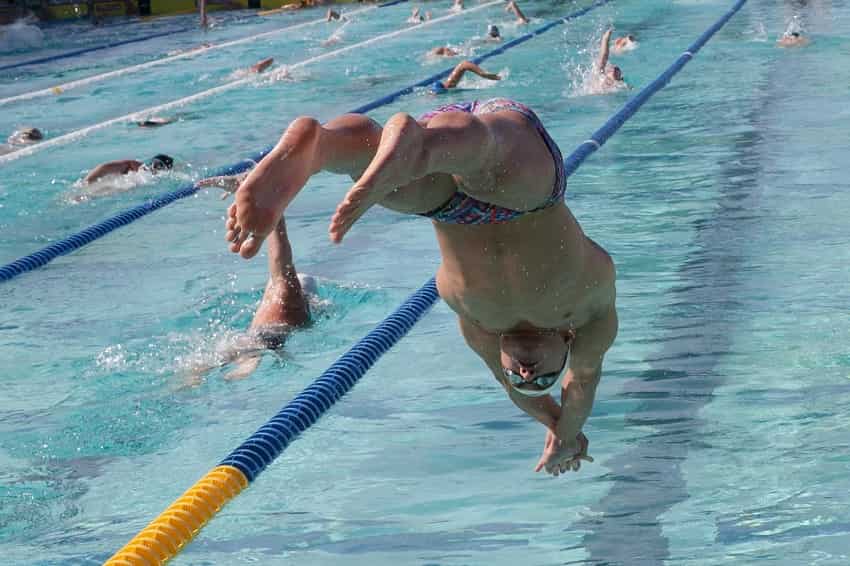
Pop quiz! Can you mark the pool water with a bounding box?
[2,0,850,564]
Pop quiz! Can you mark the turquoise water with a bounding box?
[2,0,850,564]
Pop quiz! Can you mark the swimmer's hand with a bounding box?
[535,430,593,475]
[197,172,250,199]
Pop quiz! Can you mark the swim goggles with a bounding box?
[501,333,572,397]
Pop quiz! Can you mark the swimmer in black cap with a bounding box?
[430,60,501,94]
[136,117,174,128]
[83,153,174,184]
[486,24,501,41]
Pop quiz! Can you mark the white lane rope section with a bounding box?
[0,0,501,165]
[0,5,379,107]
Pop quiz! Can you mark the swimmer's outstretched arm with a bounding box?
[84,159,143,184]
[251,216,311,329]
[443,60,501,88]
[550,305,616,468]
[506,0,529,24]
[597,29,613,72]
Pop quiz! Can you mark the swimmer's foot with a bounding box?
[227,118,322,258]
[329,113,428,243]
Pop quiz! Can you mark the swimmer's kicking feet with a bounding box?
[223,99,616,474]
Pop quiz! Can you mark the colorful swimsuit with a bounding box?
[418,98,566,225]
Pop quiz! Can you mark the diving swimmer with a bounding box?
[430,60,501,94]
[223,98,618,475]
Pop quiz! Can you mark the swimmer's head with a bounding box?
[487,24,500,40]
[148,154,174,171]
[499,328,574,398]
[789,31,801,38]
[8,126,43,144]
[20,127,43,141]
[606,64,624,82]
[430,80,448,95]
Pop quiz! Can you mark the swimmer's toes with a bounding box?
[239,234,265,259]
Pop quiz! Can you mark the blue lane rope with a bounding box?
[0,0,410,73]
[563,0,748,176]
[219,278,439,482]
[0,0,608,283]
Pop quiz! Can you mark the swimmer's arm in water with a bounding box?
[84,159,143,184]
[597,29,613,72]
[443,61,501,88]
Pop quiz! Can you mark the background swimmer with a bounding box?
[136,117,174,128]
[505,0,529,24]
[430,60,501,93]
[407,7,424,23]
[596,29,627,91]
[613,33,637,53]
[450,0,463,13]
[777,30,809,47]
[248,57,275,74]
[429,46,460,57]
[7,126,43,145]
[486,24,501,41]
[192,174,313,381]
[83,154,173,185]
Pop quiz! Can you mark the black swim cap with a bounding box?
[149,154,174,170]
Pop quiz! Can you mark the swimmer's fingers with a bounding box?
[199,173,249,197]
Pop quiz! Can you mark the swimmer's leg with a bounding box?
[329,108,556,242]
[227,115,382,258]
